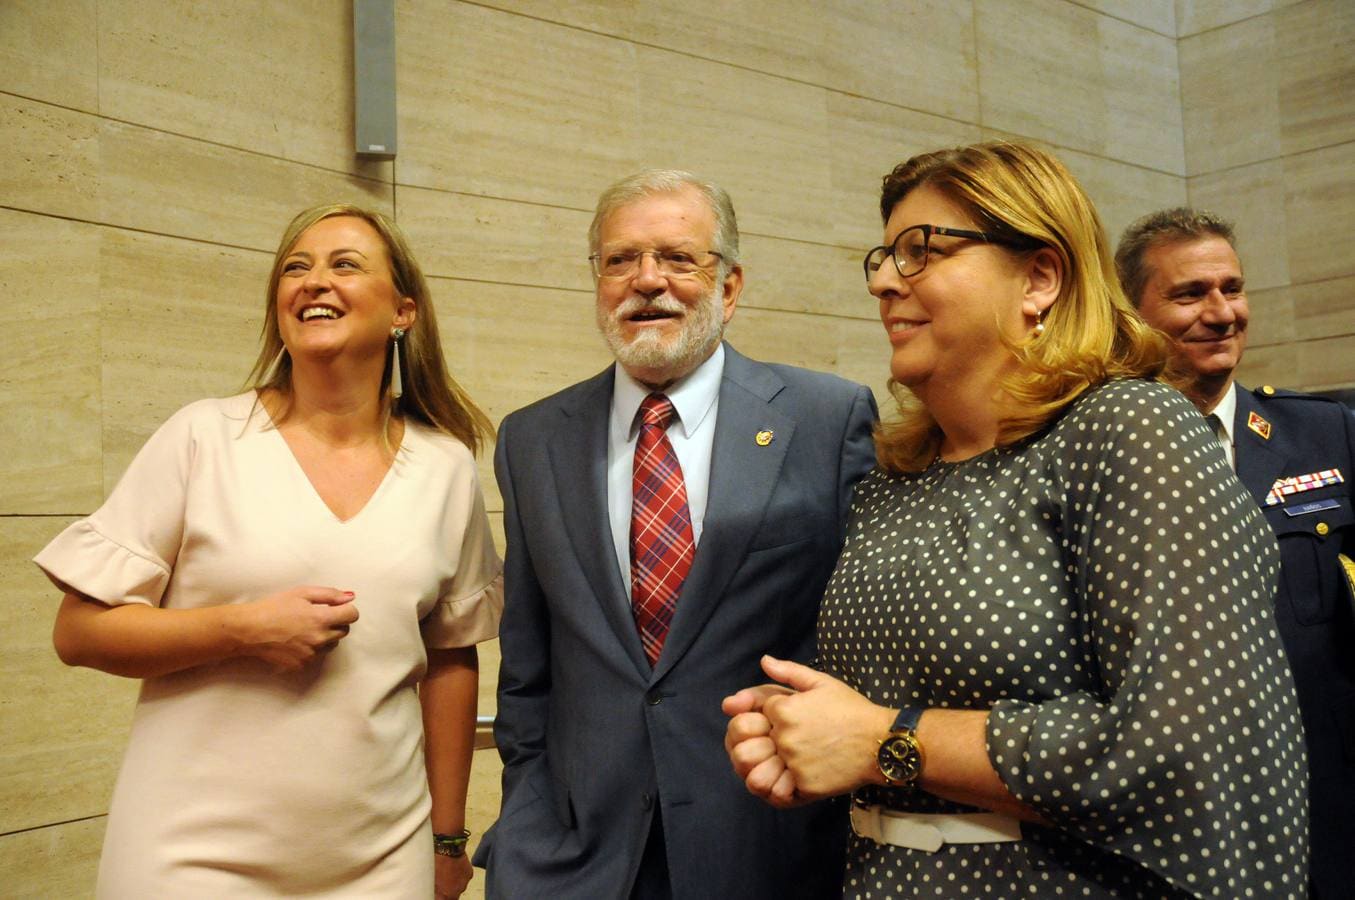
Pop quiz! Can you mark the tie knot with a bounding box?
[639,394,676,430]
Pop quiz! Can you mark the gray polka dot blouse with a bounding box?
[819,379,1308,898]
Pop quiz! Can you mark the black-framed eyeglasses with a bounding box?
[589,248,724,280]
[863,224,1018,282]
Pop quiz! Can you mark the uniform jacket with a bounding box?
[1234,383,1355,898]
[475,344,878,899]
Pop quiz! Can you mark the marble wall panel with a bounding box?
[396,186,593,290]
[0,95,99,222]
[1179,15,1281,174]
[1244,285,1296,348]
[976,0,1185,175]
[485,1,979,123]
[0,816,105,900]
[827,93,983,250]
[821,0,978,122]
[99,121,392,252]
[1278,0,1355,155]
[1297,333,1355,389]
[0,211,103,513]
[1235,340,1298,388]
[97,0,384,176]
[1053,145,1190,247]
[473,0,638,40]
[431,279,607,425]
[1174,0,1272,37]
[478,643,500,718]
[0,518,137,834]
[1292,274,1355,343]
[1078,0,1177,35]
[99,231,271,493]
[629,0,830,90]
[1187,158,1289,291]
[396,1,641,209]
[723,308,844,376]
[431,277,612,505]
[830,314,893,408]
[1284,141,1355,285]
[634,47,832,246]
[0,0,99,112]
[737,234,870,321]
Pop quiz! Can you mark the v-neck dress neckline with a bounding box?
[258,396,404,525]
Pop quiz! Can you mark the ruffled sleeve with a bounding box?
[986,380,1307,896]
[420,447,504,649]
[33,404,198,608]
[422,571,503,649]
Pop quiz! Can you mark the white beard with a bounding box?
[597,283,724,384]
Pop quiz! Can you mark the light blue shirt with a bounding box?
[607,344,724,592]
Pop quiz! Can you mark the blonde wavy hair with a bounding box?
[874,142,1167,474]
[245,203,493,455]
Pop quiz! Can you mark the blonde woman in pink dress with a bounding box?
[36,204,502,899]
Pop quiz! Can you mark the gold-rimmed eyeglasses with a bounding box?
[589,248,724,280]
[863,224,1023,282]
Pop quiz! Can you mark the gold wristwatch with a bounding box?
[876,707,925,787]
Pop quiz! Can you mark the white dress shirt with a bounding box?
[1204,381,1238,470]
[607,344,724,592]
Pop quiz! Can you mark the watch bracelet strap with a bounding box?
[891,705,924,734]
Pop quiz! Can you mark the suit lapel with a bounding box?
[652,348,795,681]
[547,368,651,676]
[1233,384,1286,507]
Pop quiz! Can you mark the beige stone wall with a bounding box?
[0,1,1344,896]
[1178,0,1355,390]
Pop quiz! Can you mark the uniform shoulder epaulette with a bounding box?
[1250,384,1343,406]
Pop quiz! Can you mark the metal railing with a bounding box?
[475,714,496,750]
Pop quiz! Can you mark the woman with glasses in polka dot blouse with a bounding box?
[724,142,1307,898]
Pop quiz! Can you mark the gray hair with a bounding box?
[588,169,740,270]
[1115,207,1237,307]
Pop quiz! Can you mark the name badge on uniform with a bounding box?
[1283,498,1341,517]
[1265,468,1344,506]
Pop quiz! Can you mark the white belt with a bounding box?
[851,803,1022,853]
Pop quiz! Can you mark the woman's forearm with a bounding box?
[52,586,357,678]
[913,708,1047,824]
[52,592,256,678]
[421,645,480,834]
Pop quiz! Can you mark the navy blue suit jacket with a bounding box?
[1233,383,1355,898]
[475,344,877,899]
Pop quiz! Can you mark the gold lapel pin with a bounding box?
[1247,410,1271,440]
[755,429,774,447]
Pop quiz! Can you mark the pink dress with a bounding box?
[35,393,502,898]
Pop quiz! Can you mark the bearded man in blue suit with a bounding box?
[1118,208,1355,899]
[474,170,878,899]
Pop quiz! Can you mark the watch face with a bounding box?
[877,734,923,785]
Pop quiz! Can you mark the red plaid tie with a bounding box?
[630,394,695,667]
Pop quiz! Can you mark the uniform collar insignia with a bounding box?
[1247,410,1271,440]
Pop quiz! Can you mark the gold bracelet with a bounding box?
[433,829,471,858]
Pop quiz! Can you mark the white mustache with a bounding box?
[614,295,685,319]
